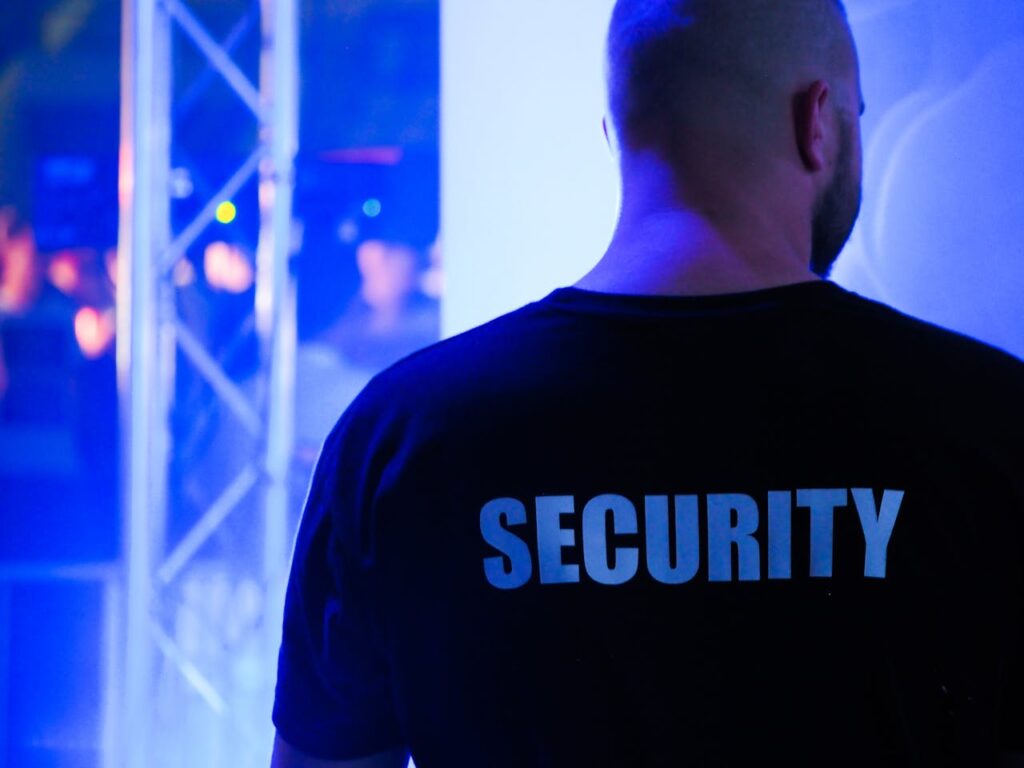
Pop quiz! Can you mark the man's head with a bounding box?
[606,0,864,276]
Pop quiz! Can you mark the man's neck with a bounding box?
[577,210,819,297]
[576,156,819,297]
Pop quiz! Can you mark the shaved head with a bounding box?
[608,0,856,154]
[606,0,863,276]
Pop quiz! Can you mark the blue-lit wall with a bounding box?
[442,0,619,337]
[832,0,1024,360]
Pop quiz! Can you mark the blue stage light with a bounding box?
[362,198,383,218]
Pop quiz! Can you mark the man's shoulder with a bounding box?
[831,285,1024,385]
[336,299,552,428]
[335,284,1024,433]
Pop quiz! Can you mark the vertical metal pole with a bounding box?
[117,0,299,761]
[256,0,298,601]
[117,0,173,765]
[101,578,122,768]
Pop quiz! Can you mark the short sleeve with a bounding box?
[272,400,405,759]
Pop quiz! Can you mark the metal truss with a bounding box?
[116,0,297,765]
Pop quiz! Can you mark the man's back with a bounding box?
[275,281,1024,766]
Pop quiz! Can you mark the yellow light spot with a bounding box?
[215,201,237,225]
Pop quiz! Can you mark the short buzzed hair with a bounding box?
[607,0,851,155]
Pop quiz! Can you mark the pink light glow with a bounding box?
[74,306,115,359]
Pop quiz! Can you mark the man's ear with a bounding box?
[794,80,831,172]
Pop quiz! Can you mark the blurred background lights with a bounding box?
[337,218,359,244]
[172,258,197,288]
[47,251,82,295]
[215,200,238,224]
[362,197,383,218]
[204,241,255,293]
[105,248,118,286]
[74,306,115,359]
[169,167,194,199]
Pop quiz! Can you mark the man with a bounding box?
[272,1,1024,765]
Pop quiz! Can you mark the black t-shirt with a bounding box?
[273,281,1024,766]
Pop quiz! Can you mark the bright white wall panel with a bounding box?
[441,0,619,337]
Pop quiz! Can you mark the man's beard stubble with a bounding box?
[810,120,862,278]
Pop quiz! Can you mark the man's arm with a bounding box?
[271,733,409,768]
